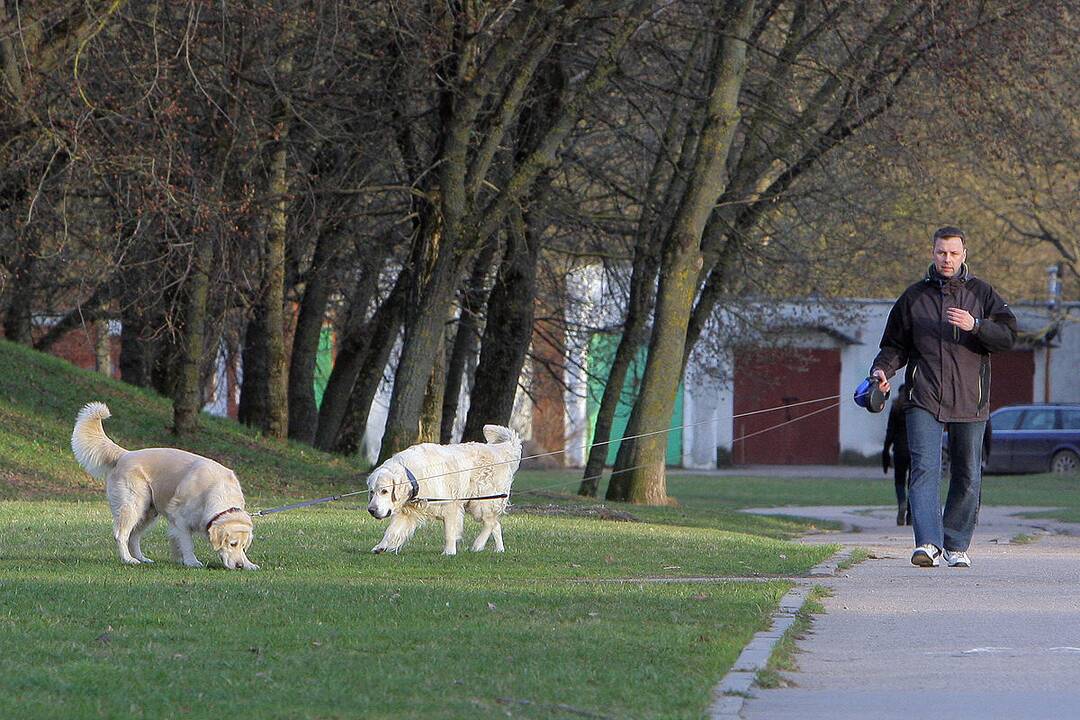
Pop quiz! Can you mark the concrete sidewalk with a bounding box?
[737,506,1080,720]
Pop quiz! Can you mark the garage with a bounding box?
[733,347,840,465]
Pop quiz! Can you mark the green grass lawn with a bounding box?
[0,501,826,720]
[0,339,840,719]
[5,337,1073,718]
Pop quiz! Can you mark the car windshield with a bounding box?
[993,409,1024,430]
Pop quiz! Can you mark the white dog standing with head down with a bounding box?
[71,402,259,570]
[367,425,521,555]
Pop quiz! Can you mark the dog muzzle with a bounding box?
[853,376,889,413]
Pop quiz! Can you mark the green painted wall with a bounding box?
[585,333,683,466]
[313,326,335,409]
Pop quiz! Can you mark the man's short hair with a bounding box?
[933,226,966,245]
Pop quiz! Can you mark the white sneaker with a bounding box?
[911,544,940,567]
[943,549,971,568]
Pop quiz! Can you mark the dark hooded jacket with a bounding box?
[872,264,1017,423]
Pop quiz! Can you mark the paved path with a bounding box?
[738,505,1080,720]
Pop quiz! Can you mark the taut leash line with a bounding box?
[250,393,843,517]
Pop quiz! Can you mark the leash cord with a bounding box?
[250,393,842,517]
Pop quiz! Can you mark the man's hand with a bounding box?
[946,307,976,332]
[871,368,891,394]
[882,449,891,474]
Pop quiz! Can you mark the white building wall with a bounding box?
[687,300,1080,467]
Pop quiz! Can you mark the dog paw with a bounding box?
[121,557,141,565]
[243,563,260,571]
[137,558,154,564]
[183,559,205,568]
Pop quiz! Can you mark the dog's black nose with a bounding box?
[368,507,379,518]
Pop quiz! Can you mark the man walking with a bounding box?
[871,227,1016,568]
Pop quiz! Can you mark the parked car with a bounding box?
[984,404,1080,474]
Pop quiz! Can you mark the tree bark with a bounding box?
[418,321,448,444]
[119,301,155,388]
[238,304,270,428]
[377,208,461,462]
[461,209,540,441]
[610,0,756,505]
[378,2,654,464]
[251,8,297,440]
[287,224,343,443]
[94,319,112,376]
[440,236,500,443]
[172,233,214,435]
[315,270,405,453]
[582,31,706,496]
[2,239,38,345]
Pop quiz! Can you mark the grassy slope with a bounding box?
[0,340,837,719]
[0,339,365,502]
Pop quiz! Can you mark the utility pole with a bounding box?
[1044,264,1062,402]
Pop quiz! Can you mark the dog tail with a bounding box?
[71,402,127,480]
[482,425,520,447]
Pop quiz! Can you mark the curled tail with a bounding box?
[71,402,127,480]
[482,425,520,448]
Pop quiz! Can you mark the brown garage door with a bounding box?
[733,348,840,465]
[989,349,1034,410]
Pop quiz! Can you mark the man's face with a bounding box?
[932,236,966,277]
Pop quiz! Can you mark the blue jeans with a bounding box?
[905,407,985,552]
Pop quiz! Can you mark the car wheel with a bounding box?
[1050,450,1080,475]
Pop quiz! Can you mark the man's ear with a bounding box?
[209,525,227,550]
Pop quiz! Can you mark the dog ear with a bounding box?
[208,524,227,550]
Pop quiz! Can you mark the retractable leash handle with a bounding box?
[853,376,889,413]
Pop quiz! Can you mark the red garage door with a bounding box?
[733,348,840,465]
[990,349,1034,410]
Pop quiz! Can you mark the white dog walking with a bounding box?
[71,402,259,570]
[367,425,521,555]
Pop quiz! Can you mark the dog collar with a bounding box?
[404,466,420,502]
[206,507,243,531]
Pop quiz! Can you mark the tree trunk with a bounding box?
[256,10,296,440]
[440,236,500,443]
[238,304,270,428]
[2,240,38,345]
[419,323,447,444]
[172,234,214,435]
[611,0,756,505]
[461,210,539,441]
[330,306,402,456]
[119,304,154,388]
[377,209,465,462]
[262,140,289,440]
[287,226,342,443]
[314,267,404,452]
[583,32,705,496]
[94,319,112,376]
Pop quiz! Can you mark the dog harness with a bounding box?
[398,465,508,505]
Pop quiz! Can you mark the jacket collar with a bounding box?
[925,262,970,287]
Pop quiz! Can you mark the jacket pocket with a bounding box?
[978,356,989,410]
